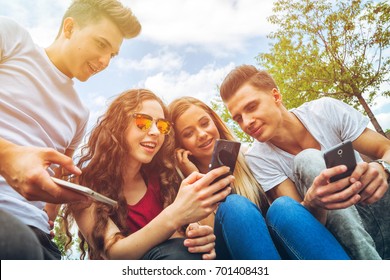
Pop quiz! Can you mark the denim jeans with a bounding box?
[141,238,202,260]
[214,194,349,260]
[355,190,390,259]
[214,194,281,259]
[0,209,43,260]
[266,196,350,260]
[293,149,389,259]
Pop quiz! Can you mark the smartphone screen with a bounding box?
[323,141,357,183]
[208,139,241,184]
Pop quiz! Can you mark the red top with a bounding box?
[126,176,163,233]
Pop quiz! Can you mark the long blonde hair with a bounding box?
[168,97,269,214]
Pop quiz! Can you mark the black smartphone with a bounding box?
[208,139,241,198]
[323,141,357,183]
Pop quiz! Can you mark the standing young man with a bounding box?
[0,0,141,259]
[219,64,390,259]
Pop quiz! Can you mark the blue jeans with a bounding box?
[294,149,389,259]
[214,194,349,260]
[214,194,281,259]
[266,196,350,260]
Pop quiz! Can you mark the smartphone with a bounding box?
[323,141,357,183]
[208,139,241,192]
[51,177,118,207]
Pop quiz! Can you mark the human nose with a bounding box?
[98,53,111,70]
[242,114,255,131]
[197,128,207,140]
[148,121,160,136]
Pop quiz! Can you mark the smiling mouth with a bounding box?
[88,63,99,74]
[199,138,213,148]
[249,126,262,138]
[141,142,157,149]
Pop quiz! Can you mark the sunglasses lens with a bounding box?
[133,113,171,134]
[157,120,171,135]
[134,114,152,131]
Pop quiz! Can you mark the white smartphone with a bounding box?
[51,177,118,207]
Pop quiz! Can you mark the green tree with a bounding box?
[52,206,83,259]
[257,0,389,136]
[52,207,73,259]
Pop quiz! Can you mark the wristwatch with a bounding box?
[373,160,390,179]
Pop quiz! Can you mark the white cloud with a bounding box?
[367,95,390,131]
[376,112,390,131]
[127,0,274,54]
[2,0,274,55]
[140,62,236,104]
[115,50,183,72]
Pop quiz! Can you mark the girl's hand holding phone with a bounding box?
[170,167,233,225]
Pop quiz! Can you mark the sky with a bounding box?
[1,0,389,266]
[1,0,389,135]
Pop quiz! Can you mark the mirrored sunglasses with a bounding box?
[132,113,172,135]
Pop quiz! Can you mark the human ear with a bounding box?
[63,17,74,39]
[271,88,282,104]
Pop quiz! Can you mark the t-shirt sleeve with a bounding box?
[0,17,29,61]
[321,97,369,142]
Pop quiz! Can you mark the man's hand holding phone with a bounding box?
[0,140,88,204]
[323,141,357,183]
[351,161,389,205]
[323,141,388,205]
[303,164,363,211]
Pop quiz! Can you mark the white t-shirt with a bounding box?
[245,97,369,192]
[0,17,89,233]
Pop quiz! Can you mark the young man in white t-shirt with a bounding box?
[0,0,141,259]
[219,64,390,260]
